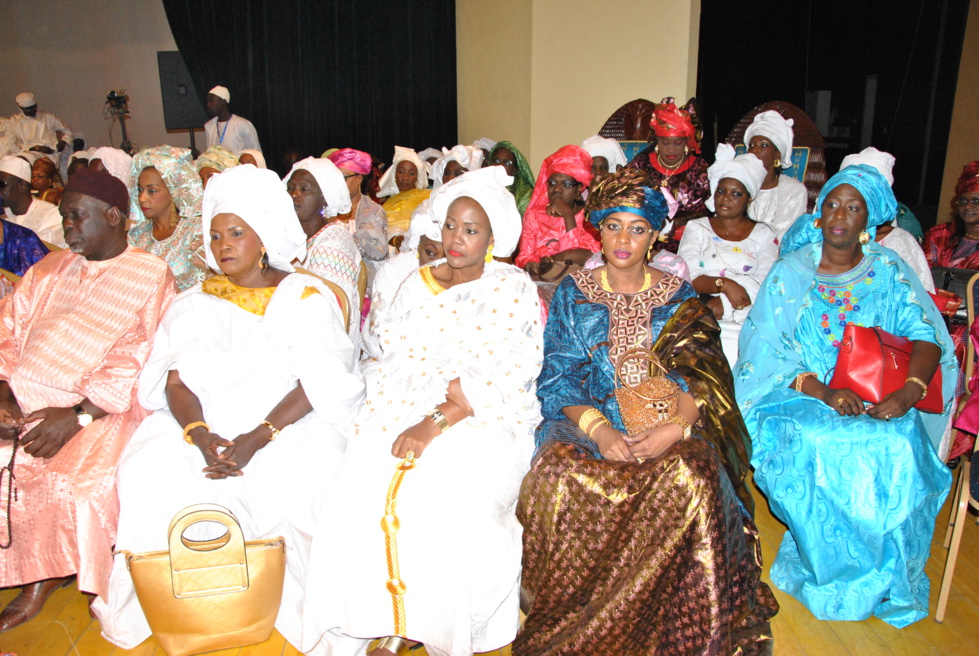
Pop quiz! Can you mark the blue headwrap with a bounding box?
[585,168,670,232]
[780,164,897,254]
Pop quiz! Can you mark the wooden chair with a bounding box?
[41,240,62,252]
[294,267,350,331]
[931,265,974,325]
[724,101,827,213]
[935,270,979,622]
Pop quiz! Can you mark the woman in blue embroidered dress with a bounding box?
[735,164,956,628]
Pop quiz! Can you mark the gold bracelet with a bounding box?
[905,376,929,400]
[794,372,818,392]
[261,420,281,442]
[578,408,608,436]
[671,415,693,439]
[182,420,209,444]
[427,409,450,433]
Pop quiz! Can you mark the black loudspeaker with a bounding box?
[157,51,209,131]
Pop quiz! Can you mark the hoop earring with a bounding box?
[485,244,494,264]
[859,231,870,245]
[813,218,822,228]
[260,246,269,271]
[773,158,781,169]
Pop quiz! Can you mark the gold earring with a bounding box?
[813,218,822,228]
[654,144,659,154]
[260,246,269,271]
[485,244,494,264]
[774,158,781,168]
[684,146,689,156]
[859,231,870,245]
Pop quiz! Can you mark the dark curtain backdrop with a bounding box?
[163,0,457,175]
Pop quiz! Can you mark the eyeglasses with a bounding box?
[547,178,580,190]
[342,172,360,180]
[0,180,7,189]
[955,197,979,207]
[491,158,515,167]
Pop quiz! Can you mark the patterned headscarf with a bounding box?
[780,164,897,254]
[955,161,979,196]
[526,145,593,219]
[651,98,700,154]
[196,145,239,173]
[328,148,372,176]
[585,168,669,232]
[129,145,203,222]
[489,140,534,214]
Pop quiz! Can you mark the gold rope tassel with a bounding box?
[381,450,416,637]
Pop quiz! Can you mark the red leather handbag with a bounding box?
[828,324,943,413]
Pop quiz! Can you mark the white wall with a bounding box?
[0,0,194,152]
[457,0,701,172]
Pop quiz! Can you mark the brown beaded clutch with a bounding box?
[613,348,680,435]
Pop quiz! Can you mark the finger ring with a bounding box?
[836,398,845,406]
[885,413,892,420]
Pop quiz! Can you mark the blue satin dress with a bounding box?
[735,242,954,628]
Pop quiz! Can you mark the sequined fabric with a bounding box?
[516,439,777,655]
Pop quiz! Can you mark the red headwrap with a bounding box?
[955,161,979,196]
[526,145,593,216]
[651,101,700,154]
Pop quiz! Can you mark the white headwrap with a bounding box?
[401,199,442,252]
[15,93,35,108]
[472,137,497,153]
[90,147,134,188]
[284,157,352,218]
[418,148,443,163]
[377,146,428,198]
[203,164,306,273]
[430,165,521,257]
[0,155,31,183]
[430,145,485,190]
[840,147,895,187]
[705,144,767,217]
[240,149,267,169]
[743,110,795,169]
[209,86,231,103]
[581,135,628,172]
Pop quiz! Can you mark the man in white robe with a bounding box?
[7,93,73,153]
[0,156,66,248]
[203,85,262,155]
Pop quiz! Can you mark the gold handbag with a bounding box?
[121,504,286,656]
[613,348,680,435]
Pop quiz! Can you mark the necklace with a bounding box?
[656,153,685,189]
[601,267,652,293]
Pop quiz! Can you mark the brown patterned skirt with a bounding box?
[515,438,777,655]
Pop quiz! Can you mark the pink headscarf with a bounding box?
[328,148,372,176]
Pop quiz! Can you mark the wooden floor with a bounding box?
[2,469,978,656]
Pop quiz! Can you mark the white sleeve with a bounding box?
[238,119,262,152]
[677,219,708,281]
